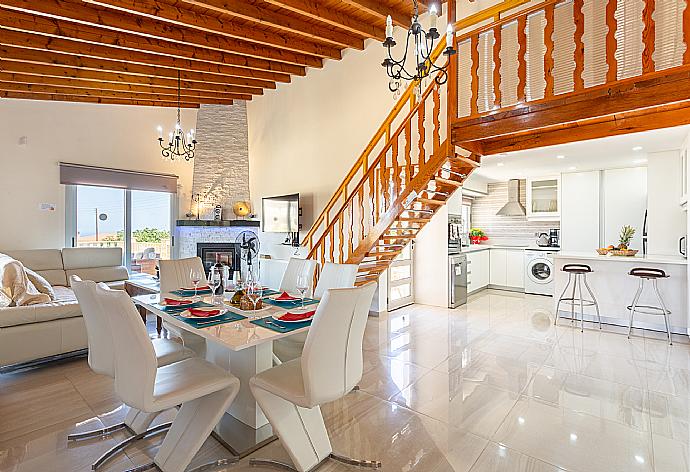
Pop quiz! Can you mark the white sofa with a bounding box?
[0,248,129,369]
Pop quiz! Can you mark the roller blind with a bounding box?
[653,0,686,70]
[59,162,178,193]
[478,29,495,113]
[526,11,546,101]
[553,1,576,95]
[583,0,608,87]
[457,38,473,117]
[615,0,644,79]
[499,21,519,106]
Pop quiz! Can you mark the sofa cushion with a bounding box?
[3,249,67,286]
[0,289,80,328]
[0,254,51,307]
[25,268,56,300]
[65,266,129,284]
[62,247,123,269]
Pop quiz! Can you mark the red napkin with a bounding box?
[275,291,299,301]
[188,308,221,317]
[181,285,210,291]
[279,310,316,322]
[163,298,192,306]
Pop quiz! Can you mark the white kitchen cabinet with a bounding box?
[489,248,507,286]
[526,176,560,221]
[467,249,489,293]
[506,250,525,288]
[561,171,601,252]
[602,167,647,251]
[681,146,688,210]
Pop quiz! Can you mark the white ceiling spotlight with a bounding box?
[632,146,644,152]
[497,162,505,167]
[556,155,565,159]
[633,158,648,164]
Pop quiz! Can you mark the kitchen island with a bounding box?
[554,252,688,335]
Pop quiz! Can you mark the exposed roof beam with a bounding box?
[0,59,271,92]
[0,81,240,103]
[0,9,299,78]
[83,0,342,59]
[180,0,364,49]
[0,72,258,99]
[0,0,323,68]
[340,0,409,26]
[0,29,296,82]
[0,45,283,88]
[0,90,203,107]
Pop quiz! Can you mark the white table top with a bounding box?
[554,251,688,265]
[133,292,314,352]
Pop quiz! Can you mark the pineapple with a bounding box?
[618,225,636,250]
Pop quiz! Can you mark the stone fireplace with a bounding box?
[196,242,241,273]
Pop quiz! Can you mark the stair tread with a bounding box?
[434,177,462,187]
[415,198,445,205]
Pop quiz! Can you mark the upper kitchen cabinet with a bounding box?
[526,176,561,221]
[681,137,688,210]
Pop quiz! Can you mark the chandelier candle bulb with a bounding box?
[386,15,393,38]
[446,24,453,46]
[429,5,438,31]
[157,126,163,139]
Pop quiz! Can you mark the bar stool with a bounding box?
[555,264,601,332]
[627,267,672,345]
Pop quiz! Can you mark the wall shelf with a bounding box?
[176,220,260,227]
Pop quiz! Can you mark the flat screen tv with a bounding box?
[262,193,299,233]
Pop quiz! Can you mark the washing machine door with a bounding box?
[528,258,553,284]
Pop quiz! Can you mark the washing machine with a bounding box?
[524,248,558,296]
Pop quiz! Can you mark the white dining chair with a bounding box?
[159,257,208,355]
[69,276,195,469]
[250,283,379,472]
[94,281,241,472]
[273,262,359,363]
[279,258,318,295]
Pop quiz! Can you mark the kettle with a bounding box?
[536,233,550,247]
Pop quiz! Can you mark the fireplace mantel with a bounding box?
[176,220,260,228]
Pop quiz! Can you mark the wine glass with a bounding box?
[209,267,221,304]
[296,274,309,310]
[190,267,203,301]
[247,281,261,319]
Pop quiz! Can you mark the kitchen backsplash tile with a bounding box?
[471,180,559,246]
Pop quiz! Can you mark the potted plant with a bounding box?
[469,228,488,245]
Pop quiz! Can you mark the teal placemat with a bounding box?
[175,310,247,329]
[170,288,214,297]
[263,298,319,309]
[251,316,312,333]
[154,301,215,314]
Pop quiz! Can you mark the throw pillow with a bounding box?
[0,254,51,306]
[25,268,56,301]
[0,287,10,308]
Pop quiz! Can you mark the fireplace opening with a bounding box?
[197,243,241,273]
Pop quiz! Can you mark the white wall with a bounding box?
[0,99,197,250]
[648,150,687,255]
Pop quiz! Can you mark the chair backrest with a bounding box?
[313,262,358,299]
[279,258,318,294]
[301,282,376,407]
[159,257,208,293]
[70,275,115,377]
[92,282,158,412]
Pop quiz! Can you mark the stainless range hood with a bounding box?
[496,179,526,216]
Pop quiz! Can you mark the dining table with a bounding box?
[132,289,318,458]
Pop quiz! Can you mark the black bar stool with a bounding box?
[627,267,672,345]
[555,264,601,332]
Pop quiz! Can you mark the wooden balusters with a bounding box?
[370,168,376,227]
[417,99,426,165]
[517,16,527,102]
[493,25,502,108]
[359,187,365,243]
[392,135,401,200]
[348,201,354,260]
[606,0,618,81]
[573,0,585,91]
[642,0,656,73]
[329,226,335,263]
[404,121,412,183]
[338,215,344,263]
[380,150,388,212]
[544,3,555,98]
[685,0,690,64]
[432,84,441,152]
[470,34,480,115]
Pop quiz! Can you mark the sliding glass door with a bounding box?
[68,185,173,275]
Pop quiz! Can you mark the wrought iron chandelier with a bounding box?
[157,70,197,161]
[382,0,456,99]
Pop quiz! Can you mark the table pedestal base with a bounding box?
[212,413,276,458]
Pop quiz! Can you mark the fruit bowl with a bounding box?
[610,249,638,257]
[596,248,610,255]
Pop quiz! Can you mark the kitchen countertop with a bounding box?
[555,251,688,265]
[461,245,559,253]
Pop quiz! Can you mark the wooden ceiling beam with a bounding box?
[340,0,409,26]
[181,0,364,49]
[0,59,270,92]
[262,0,384,39]
[0,9,301,78]
[0,30,296,83]
[0,90,202,107]
[0,0,322,68]
[0,45,282,89]
[83,0,342,59]
[0,72,256,100]
[0,80,240,103]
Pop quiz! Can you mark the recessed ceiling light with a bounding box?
[632,146,643,151]
[568,166,577,171]
[556,155,565,159]
[497,162,505,167]
[633,158,648,164]
[570,433,578,442]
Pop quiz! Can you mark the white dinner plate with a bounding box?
[271,313,315,324]
[178,309,226,320]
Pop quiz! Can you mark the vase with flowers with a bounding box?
[469,228,488,245]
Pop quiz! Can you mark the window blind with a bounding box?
[457,38,473,117]
[59,163,178,193]
[478,30,495,113]
[653,0,685,70]
[526,11,547,101]
[499,20,520,106]
[615,0,644,79]
[583,0,608,87]
[553,1,576,95]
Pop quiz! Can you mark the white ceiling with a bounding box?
[474,124,690,182]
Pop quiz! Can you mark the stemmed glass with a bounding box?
[296,274,309,310]
[247,280,262,319]
[209,267,221,304]
[190,267,203,301]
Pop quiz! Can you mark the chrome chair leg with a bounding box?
[124,463,158,472]
[92,422,171,470]
[653,279,673,345]
[583,275,601,329]
[250,454,381,471]
[329,452,382,469]
[627,279,644,339]
[68,422,129,441]
[249,459,298,471]
[555,273,572,325]
[189,457,240,471]
[577,275,585,332]
[570,274,577,323]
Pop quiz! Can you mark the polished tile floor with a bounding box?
[2,289,690,471]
